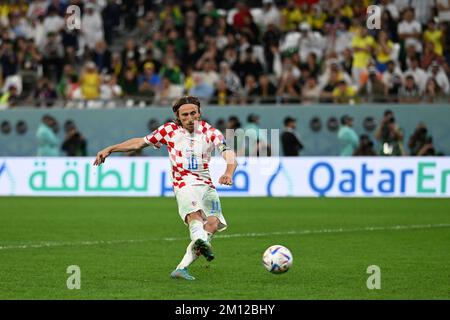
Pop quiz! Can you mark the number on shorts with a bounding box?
[211,200,221,213]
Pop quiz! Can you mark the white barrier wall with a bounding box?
[0,157,449,197]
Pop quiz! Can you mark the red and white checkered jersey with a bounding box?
[144,120,230,190]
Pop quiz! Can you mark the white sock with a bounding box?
[189,219,207,242]
[176,240,199,270]
[206,231,214,243]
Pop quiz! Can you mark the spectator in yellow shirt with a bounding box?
[281,0,303,31]
[375,30,394,72]
[423,20,443,56]
[183,66,195,93]
[351,25,375,85]
[339,4,353,19]
[159,2,183,26]
[305,5,327,31]
[80,62,101,100]
[0,1,28,21]
[333,80,357,104]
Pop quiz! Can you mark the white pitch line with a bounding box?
[0,239,148,251]
[0,223,449,251]
[162,223,450,241]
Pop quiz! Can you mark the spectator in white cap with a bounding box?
[43,5,65,36]
[260,0,281,31]
[100,75,122,107]
[81,3,104,50]
[398,7,422,53]
[279,24,300,54]
[298,22,325,63]
[280,21,322,62]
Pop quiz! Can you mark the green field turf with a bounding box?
[0,197,449,300]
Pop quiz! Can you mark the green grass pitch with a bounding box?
[0,197,449,299]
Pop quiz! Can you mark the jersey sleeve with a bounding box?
[144,123,177,147]
[209,127,231,154]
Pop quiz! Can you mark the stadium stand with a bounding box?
[0,0,448,108]
[0,0,449,157]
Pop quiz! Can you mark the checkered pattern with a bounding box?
[198,121,228,151]
[144,122,177,146]
[144,121,228,191]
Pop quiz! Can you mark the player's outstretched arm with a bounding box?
[218,150,238,185]
[94,137,148,166]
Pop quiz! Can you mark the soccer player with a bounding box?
[94,96,238,280]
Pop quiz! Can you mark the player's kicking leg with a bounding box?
[171,211,214,280]
[200,216,220,259]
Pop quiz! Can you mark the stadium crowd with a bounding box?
[0,0,449,109]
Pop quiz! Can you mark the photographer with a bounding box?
[375,110,405,156]
[62,120,87,156]
[408,122,436,156]
[354,134,377,156]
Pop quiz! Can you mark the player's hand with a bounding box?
[94,148,111,166]
[219,174,233,186]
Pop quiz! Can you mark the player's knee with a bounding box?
[185,211,203,224]
[204,217,220,233]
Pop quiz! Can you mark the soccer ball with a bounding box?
[262,245,293,274]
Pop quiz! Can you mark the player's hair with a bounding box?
[172,96,201,114]
[172,96,201,125]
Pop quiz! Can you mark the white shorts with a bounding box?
[175,185,228,232]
